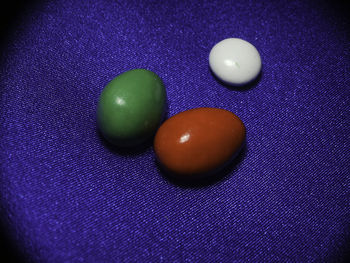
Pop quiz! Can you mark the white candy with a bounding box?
[209,38,262,86]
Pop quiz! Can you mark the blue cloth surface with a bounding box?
[1,0,349,262]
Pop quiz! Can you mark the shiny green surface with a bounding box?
[97,69,166,146]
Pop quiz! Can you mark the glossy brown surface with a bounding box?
[154,107,246,177]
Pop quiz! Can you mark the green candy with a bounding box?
[97,69,166,147]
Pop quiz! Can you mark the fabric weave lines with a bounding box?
[0,0,349,262]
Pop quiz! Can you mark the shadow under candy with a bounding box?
[209,66,262,92]
[156,142,248,188]
[96,99,169,156]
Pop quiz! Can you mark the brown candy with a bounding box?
[154,107,245,177]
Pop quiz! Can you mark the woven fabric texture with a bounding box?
[1,0,349,262]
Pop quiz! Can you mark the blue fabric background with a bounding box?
[1,0,349,262]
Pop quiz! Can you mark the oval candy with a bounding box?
[154,107,245,177]
[209,38,262,85]
[97,69,166,147]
